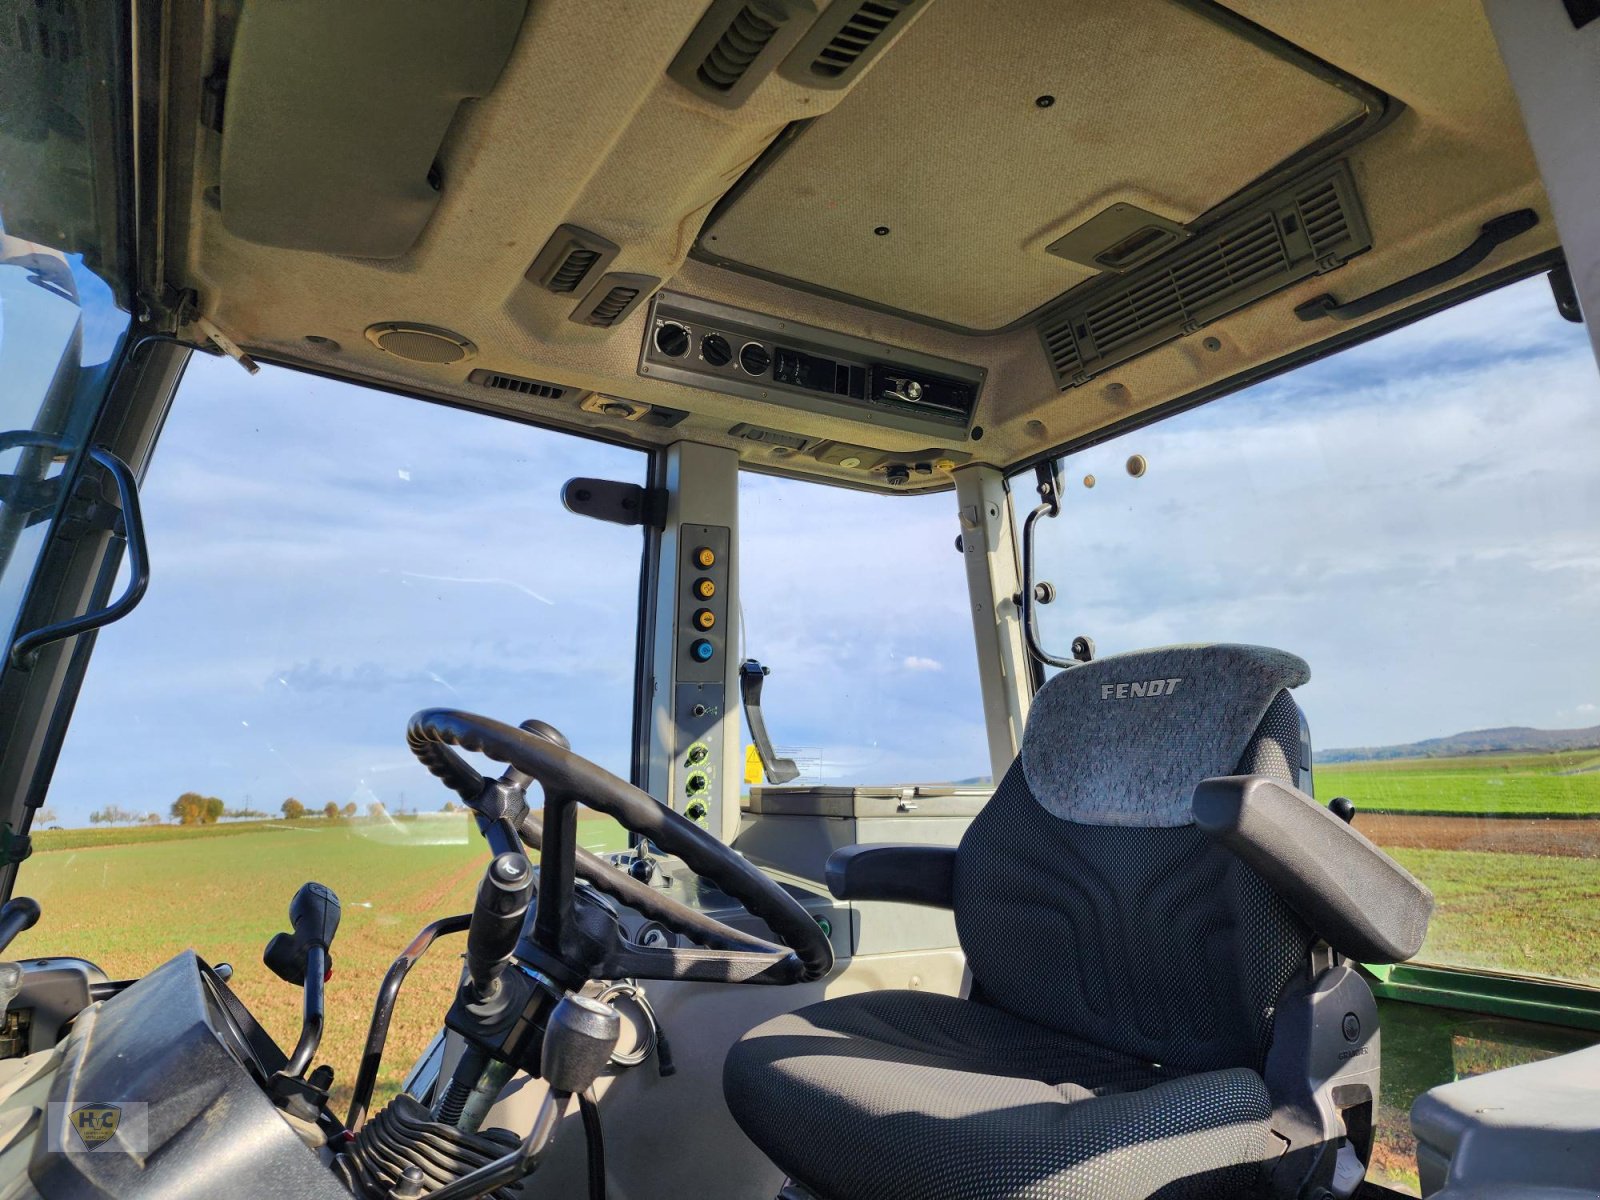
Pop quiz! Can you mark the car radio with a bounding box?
[638,293,984,440]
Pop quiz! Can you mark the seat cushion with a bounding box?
[725,990,1275,1200]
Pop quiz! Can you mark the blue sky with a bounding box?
[1033,274,1600,753]
[37,273,1600,824]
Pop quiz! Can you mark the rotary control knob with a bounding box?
[739,342,771,376]
[701,333,732,367]
[654,322,690,358]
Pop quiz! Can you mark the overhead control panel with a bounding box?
[639,293,985,440]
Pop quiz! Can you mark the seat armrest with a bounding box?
[1192,775,1434,963]
[824,844,958,908]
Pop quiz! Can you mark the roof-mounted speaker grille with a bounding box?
[1037,160,1370,390]
[526,226,619,296]
[467,370,567,399]
[669,0,816,108]
[781,0,925,88]
[569,272,661,329]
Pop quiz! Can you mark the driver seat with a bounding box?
[724,644,1433,1200]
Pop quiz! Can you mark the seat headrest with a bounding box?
[1020,643,1310,827]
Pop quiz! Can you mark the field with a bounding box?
[10,815,628,1117]
[1318,748,1600,815]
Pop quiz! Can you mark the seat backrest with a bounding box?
[952,644,1317,1076]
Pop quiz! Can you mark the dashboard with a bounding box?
[0,951,347,1199]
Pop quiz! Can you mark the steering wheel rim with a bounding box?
[407,709,834,985]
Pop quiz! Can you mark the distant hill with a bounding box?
[1317,723,1600,764]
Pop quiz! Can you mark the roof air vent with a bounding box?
[467,370,567,400]
[1295,178,1351,260]
[668,0,817,109]
[1037,160,1370,390]
[781,0,927,88]
[569,273,661,329]
[526,226,619,296]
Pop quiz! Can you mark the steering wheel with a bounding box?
[406,709,834,987]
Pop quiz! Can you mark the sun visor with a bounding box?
[219,0,528,259]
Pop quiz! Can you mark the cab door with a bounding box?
[0,0,179,895]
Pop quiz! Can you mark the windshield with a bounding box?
[739,471,989,787]
[1021,273,1600,990]
[25,356,645,1111]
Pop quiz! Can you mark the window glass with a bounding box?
[738,472,989,785]
[20,356,643,1110]
[1023,275,1600,989]
[0,1,133,646]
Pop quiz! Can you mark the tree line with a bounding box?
[51,794,468,827]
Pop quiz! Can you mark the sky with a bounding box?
[33,272,1600,824]
[1032,274,1600,752]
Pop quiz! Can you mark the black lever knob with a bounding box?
[540,994,621,1096]
[466,852,534,1003]
[264,882,341,986]
[0,897,41,957]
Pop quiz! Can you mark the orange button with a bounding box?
[693,546,716,569]
[693,608,716,630]
[694,577,716,599]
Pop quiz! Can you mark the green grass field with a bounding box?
[1318,748,1600,814]
[10,815,628,1116]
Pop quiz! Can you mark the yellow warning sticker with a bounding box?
[744,743,763,785]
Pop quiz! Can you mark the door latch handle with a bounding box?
[9,445,150,670]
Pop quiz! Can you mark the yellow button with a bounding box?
[693,546,716,568]
[694,608,716,630]
[694,577,716,599]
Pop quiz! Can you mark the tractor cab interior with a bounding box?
[0,2,1598,1199]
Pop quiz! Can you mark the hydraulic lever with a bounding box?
[0,897,41,957]
[428,994,620,1200]
[739,660,799,785]
[264,881,341,1080]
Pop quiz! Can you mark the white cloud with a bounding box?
[902,656,944,672]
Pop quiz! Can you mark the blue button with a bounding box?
[691,639,714,662]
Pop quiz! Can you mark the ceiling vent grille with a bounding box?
[1296,178,1351,259]
[568,272,661,328]
[1037,160,1370,390]
[812,1,903,77]
[781,0,925,88]
[668,0,816,108]
[549,249,601,293]
[526,226,619,296]
[467,370,566,399]
[700,4,784,91]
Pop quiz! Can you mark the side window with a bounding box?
[738,472,989,785]
[1024,274,1600,990]
[20,356,644,1108]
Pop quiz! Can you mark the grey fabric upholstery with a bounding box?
[724,991,1273,1200]
[1021,644,1308,826]
[726,645,1325,1200]
[954,765,1314,1075]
